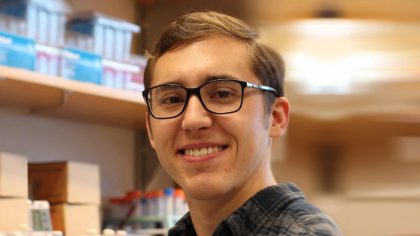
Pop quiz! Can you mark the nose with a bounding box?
[181,95,213,132]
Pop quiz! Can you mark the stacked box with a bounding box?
[0,152,28,197]
[0,31,36,70]
[34,45,103,84]
[35,44,61,76]
[102,59,141,91]
[0,152,29,232]
[60,48,103,85]
[66,11,140,61]
[29,161,101,235]
[126,55,147,93]
[50,204,100,236]
[0,0,70,46]
[0,198,29,232]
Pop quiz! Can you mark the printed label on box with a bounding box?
[0,31,35,70]
[60,48,102,84]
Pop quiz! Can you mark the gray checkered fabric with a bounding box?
[168,183,342,236]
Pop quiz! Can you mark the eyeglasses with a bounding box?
[142,79,280,119]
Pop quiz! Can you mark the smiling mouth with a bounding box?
[179,145,228,157]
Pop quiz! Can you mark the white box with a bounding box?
[0,198,29,232]
[35,44,61,76]
[50,204,100,236]
[0,152,28,197]
[102,59,140,90]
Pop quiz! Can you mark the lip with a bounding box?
[177,143,228,163]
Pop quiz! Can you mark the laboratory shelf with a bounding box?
[0,66,147,129]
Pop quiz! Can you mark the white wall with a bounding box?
[0,109,136,202]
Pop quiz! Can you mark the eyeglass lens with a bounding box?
[148,80,243,118]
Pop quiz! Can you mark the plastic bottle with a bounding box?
[164,188,174,216]
[155,190,165,217]
[174,188,188,216]
[140,195,149,217]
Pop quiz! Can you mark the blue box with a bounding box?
[60,48,102,85]
[0,31,35,70]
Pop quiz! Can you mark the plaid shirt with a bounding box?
[168,183,342,236]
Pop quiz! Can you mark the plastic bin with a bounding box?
[102,59,142,91]
[0,0,70,46]
[66,12,140,61]
[125,55,147,93]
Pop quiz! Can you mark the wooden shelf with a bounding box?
[0,66,147,130]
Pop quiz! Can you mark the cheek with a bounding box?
[151,120,179,143]
[235,105,270,158]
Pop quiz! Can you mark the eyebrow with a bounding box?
[158,74,241,87]
[204,74,240,83]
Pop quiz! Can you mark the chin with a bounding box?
[182,178,232,200]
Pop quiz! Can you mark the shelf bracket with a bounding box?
[29,89,72,115]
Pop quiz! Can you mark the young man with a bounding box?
[142,11,342,236]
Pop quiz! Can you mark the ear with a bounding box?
[269,97,290,138]
[145,112,156,149]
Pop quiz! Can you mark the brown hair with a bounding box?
[144,11,285,111]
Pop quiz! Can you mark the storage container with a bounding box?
[66,11,140,61]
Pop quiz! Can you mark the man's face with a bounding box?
[146,36,285,200]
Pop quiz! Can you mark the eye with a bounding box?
[160,95,185,105]
[213,89,233,99]
[206,88,240,104]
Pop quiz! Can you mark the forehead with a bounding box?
[151,36,258,87]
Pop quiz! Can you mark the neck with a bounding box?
[186,160,277,236]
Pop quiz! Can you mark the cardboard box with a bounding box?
[29,161,100,204]
[35,44,61,76]
[102,59,140,90]
[0,31,36,70]
[0,152,28,197]
[60,48,102,85]
[0,197,29,232]
[50,204,100,236]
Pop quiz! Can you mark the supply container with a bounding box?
[35,44,61,76]
[163,188,174,216]
[0,31,35,70]
[30,200,53,231]
[60,47,102,85]
[125,55,147,93]
[102,59,141,91]
[174,188,188,216]
[66,11,140,61]
[107,190,142,219]
[0,0,70,46]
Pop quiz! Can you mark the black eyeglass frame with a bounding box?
[142,79,282,119]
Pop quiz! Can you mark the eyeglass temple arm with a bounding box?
[245,82,282,96]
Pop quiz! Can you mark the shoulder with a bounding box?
[168,213,196,236]
[274,198,342,236]
[243,183,343,235]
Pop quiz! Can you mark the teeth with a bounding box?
[184,146,223,157]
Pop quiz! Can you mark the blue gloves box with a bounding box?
[60,48,102,85]
[0,31,35,70]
